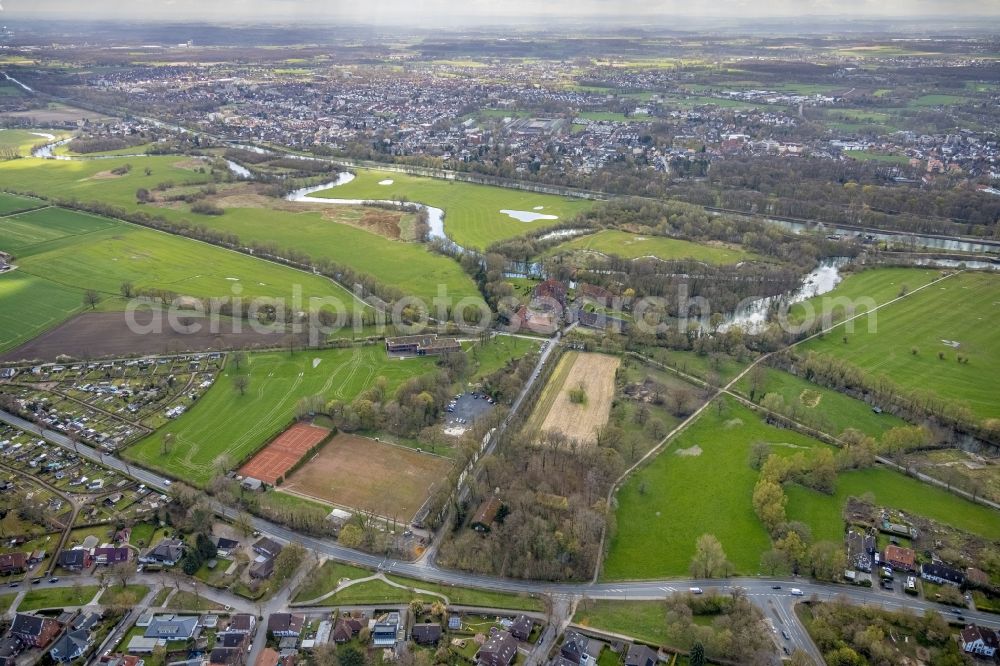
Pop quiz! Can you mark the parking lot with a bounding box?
[443,391,495,436]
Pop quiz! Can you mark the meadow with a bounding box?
[0,155,216,208]
[733,367,906,438]
[171,201,479,304]
[786,466,1000,544]
[800,271,1000,420]
[310,169,594,249]
[0,206,361,352]
[125,346,438,485]
[786,266,940,325]
[0,128,70,156]
[0,192,43,216]
[604,398,831,580]
[549,229,756,265]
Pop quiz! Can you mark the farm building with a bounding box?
[532,279,567,308]
[471,496,503,532]
[385,334,461,357]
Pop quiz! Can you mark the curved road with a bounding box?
[5,407,1000,664]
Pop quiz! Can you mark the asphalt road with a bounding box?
[4,381,1000,664]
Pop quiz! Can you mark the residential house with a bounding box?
[883,545,916,572]
[93,546,130,566]
[250,556,274,579]
[213,537,240,558]
[560,631,602,666]
[227,614,256,635]
[332,620,353,644]
[411,623,442,645]
[140,539,184,567]
[10,613,62,649]
[49,629,91,663]
[920,562,965,586]
[209,647,244,666]
[144,616,200,641]
[476,631,518,666]
[57,549,92,571]
[215,632,250,650]
[846,530,875,573]
[98,654,144,666]
[960,624,999,657]
[252,537,283,559]
[372,612,399,647]
[624,645,657,666]
[509,615,533,642]
[267,614,304,639]
[0,552,27,575]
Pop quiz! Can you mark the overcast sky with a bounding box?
[2,0,998,22]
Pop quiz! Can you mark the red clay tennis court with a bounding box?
[239,422,330,485]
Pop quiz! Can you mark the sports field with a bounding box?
[281,432,454,520]
[525,351,620,446]
[801,271,1000,420]
[239,422,331,485]
[0,206,362,353]
[548,229,756,264]
[310,169,594,249]
[604,398,832,580]
[125,346,439,486]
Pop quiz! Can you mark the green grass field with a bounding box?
[549,229,756,264]
[843,150,910,165]
[466,335,540,380]
[0,206,362,353]
[801,271,1000,420]
[786,466,1000,544]
[604,398,831,579]
[125,346,438,485]
[0,129,70,157]
[733,368,906,438]
[174,202,479,304]
[0,155,214,208]
[19,585,100,611]
[787,267,940,325]
[310,169,594,249]
[575,600,669,645]
[1,157,478,305]
[0,192,43,216]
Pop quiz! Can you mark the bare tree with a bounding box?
[233,375,249,396]
[84,289,101,309]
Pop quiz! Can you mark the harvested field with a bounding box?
[282,432,454,520]
[0,104,114,124]
[239,422,330,485]
[529,351,620,447]
[0,311,305,362]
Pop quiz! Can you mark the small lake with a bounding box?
[500,209,559,223]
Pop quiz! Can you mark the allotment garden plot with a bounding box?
[280,432,454,521]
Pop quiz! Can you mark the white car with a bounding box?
[163,479,172,486]
[689,587,703,595]
[790,588,804,596]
